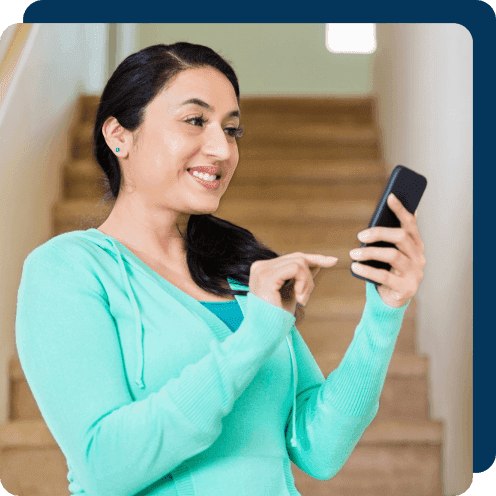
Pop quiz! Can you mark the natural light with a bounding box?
[325,24,377,54]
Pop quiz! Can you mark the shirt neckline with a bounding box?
[86,228,242,305]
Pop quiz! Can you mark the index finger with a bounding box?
[300,253,339,267]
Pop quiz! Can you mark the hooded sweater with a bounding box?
[15,228,410,496]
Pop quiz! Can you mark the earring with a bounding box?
[115,148,120,152]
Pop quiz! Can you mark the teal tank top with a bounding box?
[198,300,244,332]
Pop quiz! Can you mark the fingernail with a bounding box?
[358,231,370,241]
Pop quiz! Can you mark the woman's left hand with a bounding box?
[349,193,426,308]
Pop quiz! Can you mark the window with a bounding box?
[325,24,377,54]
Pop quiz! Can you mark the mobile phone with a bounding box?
[350,165,427,285]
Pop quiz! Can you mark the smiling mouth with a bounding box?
[187,169,221,180]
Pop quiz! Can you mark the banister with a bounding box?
[0,23,33,107]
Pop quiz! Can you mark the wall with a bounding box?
[137,24,375,95]
[0,24,17,67]
[372,23,473,496]
[0,23,108,423]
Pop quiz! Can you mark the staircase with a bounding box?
[1,95,444,496]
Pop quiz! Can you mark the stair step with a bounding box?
[237,142,380,161]
[0,449,70,496]
[236,123,378,147]
[298,291,416,320]
[299,314,416,355]
[321,351,429,379]
[224,178,385,203]
[217,198,376,224]
[0,420,56,449]
[239,97,376,124]
[235,220,376,259]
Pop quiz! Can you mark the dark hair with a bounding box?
[93,42,304,325]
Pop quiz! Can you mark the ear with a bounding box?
[102,117,132,158]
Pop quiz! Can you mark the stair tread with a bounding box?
[361,418,442,444]
[315,352,429,378]
[0,420,57,449]
[0,417,441,451]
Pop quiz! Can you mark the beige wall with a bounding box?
[373,24,473,496]
[137,24,375,95]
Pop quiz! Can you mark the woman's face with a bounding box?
[121,66,241,216]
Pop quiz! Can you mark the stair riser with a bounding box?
[299,317,416,355]
[0,448,70,496]
[243,221,374,255]
[238,145,381,161]
[374,377,430,420]
[10,381,41,421]
[291,444,443,496]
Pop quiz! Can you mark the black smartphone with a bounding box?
[350,165,427,284]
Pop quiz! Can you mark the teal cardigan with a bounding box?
[15,228,410,496]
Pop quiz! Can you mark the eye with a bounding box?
[185,115,207,127]
[225,125,244,140]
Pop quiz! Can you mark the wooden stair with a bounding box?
[1,95,444,495]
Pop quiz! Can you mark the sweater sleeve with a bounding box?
[285,281,410,480]
[15,244,296,496]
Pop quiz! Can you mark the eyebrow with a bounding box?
[180,98,240,119]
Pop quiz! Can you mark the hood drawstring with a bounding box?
[286,333,299,449]
[105,238,298,446]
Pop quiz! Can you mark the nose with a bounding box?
[201,124,232,162]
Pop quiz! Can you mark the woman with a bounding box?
[15,42,425,496]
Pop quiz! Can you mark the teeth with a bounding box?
[192,171,217,181]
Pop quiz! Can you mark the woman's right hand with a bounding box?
[249,253,339,315]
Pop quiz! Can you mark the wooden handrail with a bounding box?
[0,23,33,107]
